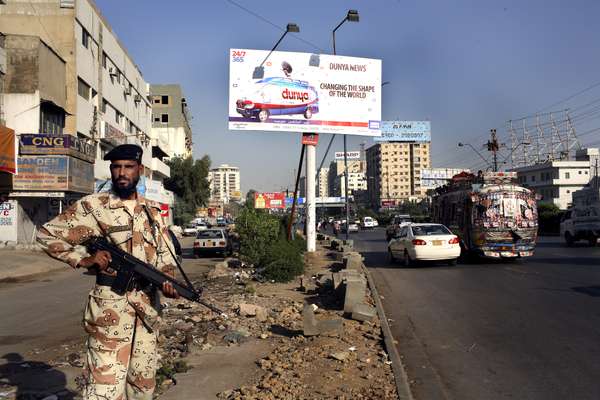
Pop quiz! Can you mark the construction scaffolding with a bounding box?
[507,109,581,168]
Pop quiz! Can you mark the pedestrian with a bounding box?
[37,144,179,400]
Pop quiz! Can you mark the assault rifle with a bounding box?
[86,237,227,318]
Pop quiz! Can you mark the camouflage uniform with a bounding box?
[37,191,177,400]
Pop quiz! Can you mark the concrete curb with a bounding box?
[362,263,414,400]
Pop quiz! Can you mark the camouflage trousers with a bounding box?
[81,284,160,400]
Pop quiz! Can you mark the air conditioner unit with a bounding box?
[108,67,117,76]
[124,87,131,96]
[134,94,142,102]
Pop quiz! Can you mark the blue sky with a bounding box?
[98,0,600,193]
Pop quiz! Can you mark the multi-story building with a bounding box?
[511,148,599,210]
[366,142,431,208]
[317,167,329,198]
[0,0,175,240]
[209,164,241,204]
[149,84,193,159]
[328,158,365,197]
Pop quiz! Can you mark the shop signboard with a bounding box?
[0,200,18,242]
[19,134,96,162]
[374,121,431,142]
[13,156,94,193]
[229,49,382,136]
[0,126,17,174]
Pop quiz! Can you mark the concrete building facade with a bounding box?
[328,159,365,197]
[0,0,175,241]
[149,84,193,159]
[209,164,241,204]
[317,167,329,198]
[512,148,599,210]
[366,142,431,208]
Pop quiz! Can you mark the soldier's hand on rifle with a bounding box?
[78,250,112,271]
[161,281,179,299]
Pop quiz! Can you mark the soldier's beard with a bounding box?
[112,176,140,199]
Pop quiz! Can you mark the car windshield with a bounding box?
[184,225,196,229]
[411,225,451,236]
[196,230,224,239]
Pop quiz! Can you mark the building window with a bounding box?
[153,97,161,104]
[161,114,169,123]
[531,175,535,182]
[101,99,107,113]
[565,172,570,179]
[77,78,90,100]
[102,52,107,69]
[153,115,160,122]
[116,111,123,125]
[161,95,169,105]
[82,27,90,49]
[579,170,582,174]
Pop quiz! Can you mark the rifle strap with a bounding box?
[143,205,197,293]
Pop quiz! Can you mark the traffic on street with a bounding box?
[339,226,600,400]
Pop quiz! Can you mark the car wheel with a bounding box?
[447,258,457,266]
[388,248,396,263]
[565,232,574,247]
[193,252,200,259]
[304,107,313,119]
[403,251,412,267]
[258,109,269,122]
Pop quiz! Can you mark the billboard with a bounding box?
[374,121,431,142]
[229,49,382,136]
[421,168,469,189]
[13,156,94,193]
[334,151,361,160]
[254,192,286,209]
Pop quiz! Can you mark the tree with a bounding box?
[164,156,211,225]
[245,189,257,209]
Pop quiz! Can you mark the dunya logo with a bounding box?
[281,88,310,101]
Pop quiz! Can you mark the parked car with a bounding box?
[388,223,460,266]
[216,217,227,227]
[193,229,231,257]
[196,222,208,231]
[183,224,198,237]
[385,214,412,241]
[361,216,376,229]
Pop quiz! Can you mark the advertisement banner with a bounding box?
[0,200,18,242]
[0,126,17,174]
[254,192,285,209]
[334,151,361,160]
[19,134,96,163]
[229,49,382,136]
[374,121,431,142]
[13,156,94,193]
[421,168,469,189]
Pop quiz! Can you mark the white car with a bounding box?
[196,222,208,231]
[193,229,231,257]
[361,217,376,229]
[183,224,198,236]
[388,223,460,266]
[342,222,359,233]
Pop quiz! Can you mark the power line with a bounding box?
[223,0,327,53]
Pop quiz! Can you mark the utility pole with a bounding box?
[487,129,500,172]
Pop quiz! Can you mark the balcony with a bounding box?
[151,158,170,179]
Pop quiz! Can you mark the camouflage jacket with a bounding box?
[37,191,177,277]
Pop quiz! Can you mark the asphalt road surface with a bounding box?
[0,237,217,362]
[347,228,600,400]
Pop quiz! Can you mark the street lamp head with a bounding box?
[346,10,359,22]
[458,142,464,147]
[521,140,532,145]
[286,23,300,33]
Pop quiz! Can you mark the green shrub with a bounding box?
[262,239,304,282]
[235,208,280,267]
[537,203,563,235]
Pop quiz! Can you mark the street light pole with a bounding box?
[458,142,491,170]
[332,9,359,240]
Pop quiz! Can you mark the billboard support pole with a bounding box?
[287,144,305,241]
[306,142,316,252]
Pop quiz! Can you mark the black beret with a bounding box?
[104,144,143,162]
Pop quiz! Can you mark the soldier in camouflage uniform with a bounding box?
[37,144,178,400]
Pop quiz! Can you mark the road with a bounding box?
[348,228,600,400]
[0,237,218,362]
